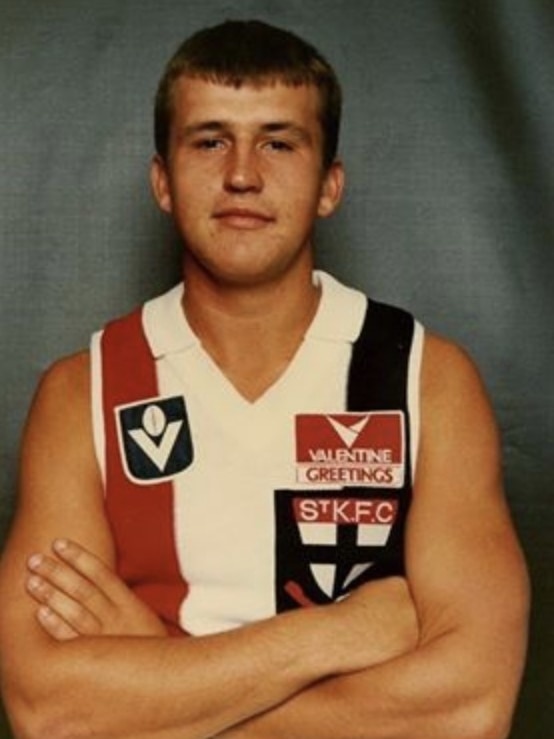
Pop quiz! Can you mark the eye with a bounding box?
[264,139,294,152]
[195,138,225,150]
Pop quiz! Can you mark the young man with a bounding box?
[0,20,529,739]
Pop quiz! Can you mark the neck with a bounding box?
[181,263,320,401]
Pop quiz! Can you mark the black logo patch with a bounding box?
[275,489,405,611]
[116,395,193,483]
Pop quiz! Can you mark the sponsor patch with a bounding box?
[295,412,405,487]
[275,489,403,610]
[116,395,193,484]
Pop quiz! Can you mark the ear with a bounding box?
[150,155,173,214]
[317,160,345,218]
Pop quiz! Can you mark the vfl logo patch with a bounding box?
[116,395,193,484]
[275,489,403,610]
[295,412,405,488]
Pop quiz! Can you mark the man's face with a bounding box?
[151,77,344,287]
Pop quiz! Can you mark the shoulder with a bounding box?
[417,331,501,480]
[420,331,492,408]
[33,350,91,413]
[23,351,93,455]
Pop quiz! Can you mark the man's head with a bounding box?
[154,19,342,169]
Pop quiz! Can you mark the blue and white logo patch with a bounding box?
[116,395,193,484]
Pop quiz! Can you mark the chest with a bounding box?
[96,295,421,634]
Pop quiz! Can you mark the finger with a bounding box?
[27,552,113,614]
[36,605,80,641]
[27,574,102,635]
[51,539,131,604]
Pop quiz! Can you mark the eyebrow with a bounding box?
[260,122,313,142]
[177,120,313,143]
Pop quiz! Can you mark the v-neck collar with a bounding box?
[142,271,367,409]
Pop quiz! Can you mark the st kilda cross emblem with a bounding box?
[274,489,405,611]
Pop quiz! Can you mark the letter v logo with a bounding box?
[129,420,183,471]
[326,415,370,448]
[116,396,194,484]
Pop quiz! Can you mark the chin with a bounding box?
[210,267,284,289]
[185,240,313,290]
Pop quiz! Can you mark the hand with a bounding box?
[324,577,420,673]
[26,539,168,640]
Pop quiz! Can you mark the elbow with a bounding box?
[2,679,93,739]
[448,692,518,739]
[6,710,91,739]
[470,707,514,739]
[1,637,107,739]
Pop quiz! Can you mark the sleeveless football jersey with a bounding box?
[91,271,424,635]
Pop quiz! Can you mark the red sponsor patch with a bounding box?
[295,412,405,488]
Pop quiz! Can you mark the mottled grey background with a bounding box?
[1,1,552,736]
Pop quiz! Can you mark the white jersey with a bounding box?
[91,271,423,635]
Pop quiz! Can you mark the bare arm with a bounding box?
[0,354,417,739]
[215,335,530,739]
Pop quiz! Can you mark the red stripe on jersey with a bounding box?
[101,309,188,635]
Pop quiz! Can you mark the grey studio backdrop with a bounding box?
[0,1,552,737]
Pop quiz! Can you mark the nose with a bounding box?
[223,144,263,193]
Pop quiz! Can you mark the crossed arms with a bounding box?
[0,335,529,739]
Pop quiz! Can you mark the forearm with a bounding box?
[218,628,527,739]
[5,535,418,739]
[6,608,338,739]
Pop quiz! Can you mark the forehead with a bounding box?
[169,76,322,130]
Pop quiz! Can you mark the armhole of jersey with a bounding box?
[408,320,424,481]
[90,330,106,490]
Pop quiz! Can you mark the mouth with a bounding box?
[213,208,275,230]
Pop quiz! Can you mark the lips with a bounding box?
[213,207,275,230]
